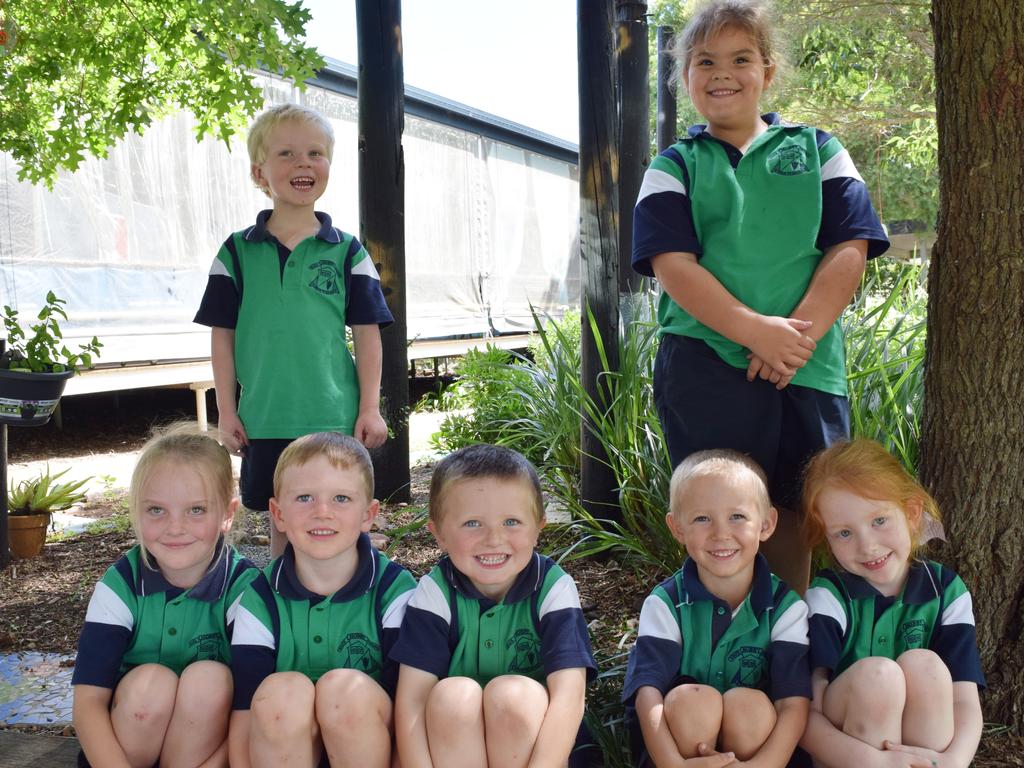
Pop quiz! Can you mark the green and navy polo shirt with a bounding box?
[72,540,257,688]
[622,554,810,703]
[194,210,393,438]
[631,114,889,396]
[229,534,416,709]
[806,560,985,685]
[390,553,597,686]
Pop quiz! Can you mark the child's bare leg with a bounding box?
[160,660,232,768]
[759,509,810,594]
[897,649,954,750]
[316,668,393,768]
[482,675,548,768]
[425,677,486,768]
[720,687,776,760]
[663,683,723,758]
[822,657,905,749]
[110,663,178,767]
[250,672,319,768]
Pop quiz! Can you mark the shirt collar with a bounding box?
[269,533,377,602]
[835,560,939,605]
[442,551,543,607]
[680,553,774,614]
[244,210,340,244]
[687,112,783,139]
[139,537,231,602]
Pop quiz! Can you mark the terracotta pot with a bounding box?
[7,512,51,558]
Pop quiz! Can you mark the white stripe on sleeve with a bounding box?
[352,255,381,280]
[208,258,230,277]
[820,148,864,184]
[636,168,686,205]
[805,587,848,635]
[408,575,451,625]
[84,582,134,630]
[771,600,810,645]
[226,592,244,626]
[231,605,275,650]
[538,574,582,620]
[382,589,414,629]
[637,595,681,644]
[941,591,976,627]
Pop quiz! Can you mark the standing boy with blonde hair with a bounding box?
[195,103,392,557]
[624,450,811,767]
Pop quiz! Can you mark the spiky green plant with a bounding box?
[8,466,91,516]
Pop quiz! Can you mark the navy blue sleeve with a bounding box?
[71,622,132,689]
[621,635,682,703]
[767,641,812,700]
[230,578,279,711]
[194,274,239,329]
[631,147,702,277]
[538,607,597,681]
[931,621,985,687]
[389,605,451,680]
[817,177,890,259]
[343,237,394,328]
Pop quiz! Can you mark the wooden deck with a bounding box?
[0,730,79,766]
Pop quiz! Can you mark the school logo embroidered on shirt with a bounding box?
[768,145,809,176]
[899,619,927,648]
[188,632,223,663]
[506,629,542,675]
[338,632,381,674]
[728,645,767,687]
[308,260,341,295]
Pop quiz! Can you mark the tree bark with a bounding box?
[923,0,1024,726]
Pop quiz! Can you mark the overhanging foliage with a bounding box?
[0,0,323,187]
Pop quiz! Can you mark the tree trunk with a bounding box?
[922,0,1024,727]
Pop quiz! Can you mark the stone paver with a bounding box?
[0,651,75,726]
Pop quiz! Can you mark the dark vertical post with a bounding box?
[356,0,410,502]
[0,424,8,569]
[578,0,621,523]
[657,26,678,153]
[615,1,649,297]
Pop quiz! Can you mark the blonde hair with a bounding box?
[429,444,544,524]
[670,0,777,87]
[273,432,374,501]
[802,439,939,560]
[669,449,771,519]
[247,103,335,192]
[128,422,235,568]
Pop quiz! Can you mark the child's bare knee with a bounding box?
[252,672,315,739]
[897,649,950,688]
[721,688,775,757]
[316,669,390,731]
[177,660,233,712]
[114,664,178,723]
[665,682,723,719]
[427,677,482,733]
[845,656,905,702]
[482,675,547,721]
[722,687,773,721]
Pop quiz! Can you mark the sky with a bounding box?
[301,0,580,143]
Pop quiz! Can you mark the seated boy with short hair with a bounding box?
[228,432,415,768]
[624,449,811,768]
[392,444,597,768]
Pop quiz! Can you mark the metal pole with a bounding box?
[578,0,621,524]
[657,26,678,153]
[356,0,410,503]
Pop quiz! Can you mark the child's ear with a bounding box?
[269,497,288,534]
[759,506,779,542]
[904,498,925,532]
[222,497,240,534]
[427,519,445,551]
[665,512,683,543]
[362,499,380,532]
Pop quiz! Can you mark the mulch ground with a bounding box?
[1,390,1020,763]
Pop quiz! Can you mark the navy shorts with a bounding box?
[240,438,294,511]
[653,334,850,511]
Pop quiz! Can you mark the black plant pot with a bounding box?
[0,367,74,426]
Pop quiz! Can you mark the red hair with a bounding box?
[802,439,940,559]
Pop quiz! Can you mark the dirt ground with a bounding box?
[1,389,1021,763]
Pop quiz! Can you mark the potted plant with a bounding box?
[7,466,91,558]
[1,291,102,426]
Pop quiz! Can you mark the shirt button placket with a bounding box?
[481,610,500,676]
